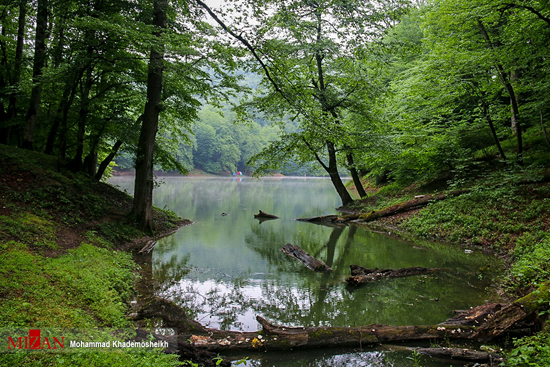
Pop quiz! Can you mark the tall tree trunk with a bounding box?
[132,0,167,233]
[22,0,48,150]
[346,151,367,198]
[541,111,550,147]
[96,139,123,181]
[477,20,523,165]
[480,101,507,161]
[70,65,93,172]
[7,1,26,120]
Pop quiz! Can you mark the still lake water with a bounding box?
[110,176,499,366]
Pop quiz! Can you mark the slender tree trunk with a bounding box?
[22,0,48,150]
[346,151,367,198]
[45,68,83,155]
[480,102,507,161]
[541,111,550,147]
[132,0,167,233]
[0,26,8,143]
[477,20,523,165]
[7,1,26,120]
[96,139,123,181]
[70,65,93,172]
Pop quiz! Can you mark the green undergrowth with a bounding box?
[0,146,186,366]
[0,242,135,328]
[355,165,550,365]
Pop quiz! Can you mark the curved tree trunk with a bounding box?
[327,141,354,206]
[346,151,367,198]
[132,0,167,233]
[96,139,123,181]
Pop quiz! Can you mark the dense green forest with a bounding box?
[2,0,549,209]
[1,0,550,364]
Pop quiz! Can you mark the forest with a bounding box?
[1,0,549,227]
[1,0,550,365]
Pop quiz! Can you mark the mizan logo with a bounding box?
[8,329,64,350]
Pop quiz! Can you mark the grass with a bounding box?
[351,165,550,365]
[0,145,188,366]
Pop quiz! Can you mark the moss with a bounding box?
[516,281,550,313]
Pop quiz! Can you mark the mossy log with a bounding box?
[280,243,333,272]
[353,189,469,223]
[346,264,440,286]
[473,281,550,341]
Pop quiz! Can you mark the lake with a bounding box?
[110,176,499,366]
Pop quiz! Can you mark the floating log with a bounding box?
[280,243,332,272]
[346,264,440,286]
[416,347,504,363]
[254,210,279,219]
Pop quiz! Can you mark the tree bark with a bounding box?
[22,0,48,150]
[132,0,167,233]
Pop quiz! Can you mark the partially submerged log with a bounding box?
[296,214,345,224]
[254,210,279,220]
[186,316,476,351]
[346,264,440,286]
[134,287,549,355]
[416,347,504,363]
[280,243,332,272]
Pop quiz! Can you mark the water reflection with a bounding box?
[110,176,499,366]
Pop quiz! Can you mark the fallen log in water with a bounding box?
[185,316,476,351]
[346,264,440,286]
[416,347,505,363]
[296,214,345,224]
[134,286,550,355]
[280,243,333,272]
[254,210,279,220]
